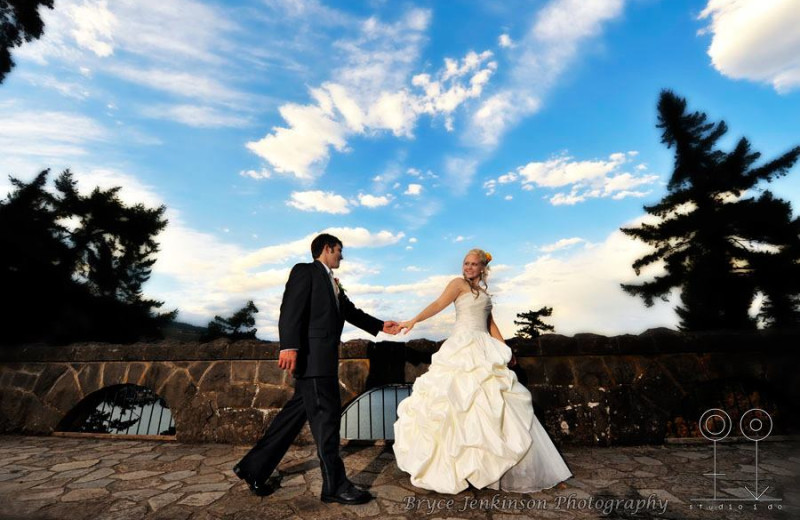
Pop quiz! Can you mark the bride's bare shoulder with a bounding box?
[446,277,470,297]
[447,277,469,289]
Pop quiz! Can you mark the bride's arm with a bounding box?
[488,312,517,367]
[400,278,464,333]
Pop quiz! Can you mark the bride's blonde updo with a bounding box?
[463,248,492,297]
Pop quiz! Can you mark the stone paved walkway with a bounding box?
[0,435,797,520]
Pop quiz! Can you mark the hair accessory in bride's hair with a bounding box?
[485,252,492,263]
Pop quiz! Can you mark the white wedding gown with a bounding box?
[393,291,572,494]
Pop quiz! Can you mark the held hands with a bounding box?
[382,321,401,335]
[382,320,416,335]
[398,320,416,334]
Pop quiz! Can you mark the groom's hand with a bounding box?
[278,350,297,373]
[382,321,400,335]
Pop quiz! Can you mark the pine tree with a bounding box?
[0,171,72,344]
[621,90,800,330]
[201,301,259,342]
[514,306,555,339]
[0,169,175,344]
[737,193,800,328]
[1,1,54,83]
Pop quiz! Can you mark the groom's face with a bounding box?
[323,244,343,269]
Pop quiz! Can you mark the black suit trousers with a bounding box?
[237,376,347,495]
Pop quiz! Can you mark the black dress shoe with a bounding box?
[321,484,373,505]
[233,464,281,497]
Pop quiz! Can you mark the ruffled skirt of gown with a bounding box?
[392,328,572,494]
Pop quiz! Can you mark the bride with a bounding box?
[393,249,572,494]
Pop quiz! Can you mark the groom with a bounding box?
[234,233,399,505]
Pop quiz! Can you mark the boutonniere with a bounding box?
[334,277,346,294]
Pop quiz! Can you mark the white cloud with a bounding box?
[493,225,678,336]
[233,237,312,270]
[468,0,625,147]
[287,190,351,214]
[519,153,627,188]
[471,91,538,148]
[611,190,650,200]
[236,227,405,270]
[16,0,253,128]
[699,0,800,93]
[550,191,590,205]
[331,227,406,248]
[534,0,624,42]
[109,66,248,107]
[71,0,117,57]
[407,167,438,179]
[368,160,406,193]
[487,151,659,205]
[20,0,236,66]
[239,168,271,180]
[541,237,586,253]
[246,9,433,179]
[0,107,107,161]
[247,102,350,180]
[409,237,418,243]
[247,9,499,180]
[141,104,250,128]
[601,172,657,195]
[21,73,91,100]
[499,33,514,48]
[444,156,479,195]
[323,83,365,133]
[366,90,419,137]
[73,168,164,208]
[358,193,391,207]
[336,9,431,95]
[299,221,680,341]
[413,50,497,131]
[262,0,353,22]
[176,212,678,342]
[498,172,518,183]
[404,183,423,196]
[156,224,405,326]
[70,0,234,63]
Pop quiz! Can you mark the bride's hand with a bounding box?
[399,320,415,334]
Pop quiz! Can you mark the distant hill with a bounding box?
[161,321,206,342]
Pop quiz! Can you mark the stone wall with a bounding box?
[1,329,798,446]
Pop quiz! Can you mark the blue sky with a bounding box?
[1,0,799,340]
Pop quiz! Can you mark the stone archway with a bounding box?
[57,384,175,437]
[2,361,198,439]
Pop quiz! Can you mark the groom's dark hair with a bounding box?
[311,233,342,259]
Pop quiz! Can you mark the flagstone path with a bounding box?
[0,435,797,519]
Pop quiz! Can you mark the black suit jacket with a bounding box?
[278,260,383,378]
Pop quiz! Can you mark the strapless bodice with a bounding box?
[453,290,492,332]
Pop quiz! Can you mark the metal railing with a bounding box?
[59,384,175,437]
[340,384,412,440]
